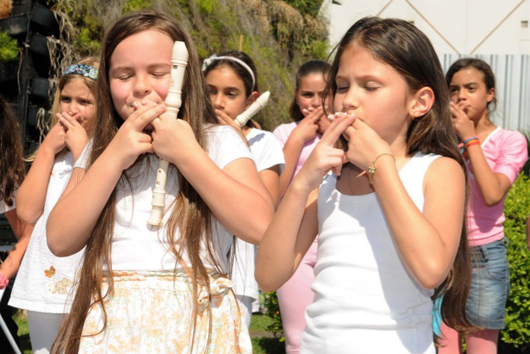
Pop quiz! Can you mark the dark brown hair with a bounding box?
[0,96,25,207]
[325,17,473,336]
[53,11,228,353]
[203,50,260,128]
[290,60,331,122]
[446,58,497,112]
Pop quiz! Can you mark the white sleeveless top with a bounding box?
[301,152,440,354]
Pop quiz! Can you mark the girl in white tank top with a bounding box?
[256,17,476,353]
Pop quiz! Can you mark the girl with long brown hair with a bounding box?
[0,94,32,350]
[256,17,473,353]
[10,57,98,353]
[47,11,273,353]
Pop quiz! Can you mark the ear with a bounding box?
[245,91,259,109]
[487,87,495,103]
[409,86,434,119]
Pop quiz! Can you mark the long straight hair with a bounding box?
[53,11,226,353]
[324,17,473,335]
[0,95,25,206]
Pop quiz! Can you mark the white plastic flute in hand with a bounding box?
[148,41,189,226]
[235,91,270,127]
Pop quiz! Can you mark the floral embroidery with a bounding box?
[44,266,56,278]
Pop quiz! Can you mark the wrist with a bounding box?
[0,273,9,289]
[367,153,395,185]
[38,143,58,159]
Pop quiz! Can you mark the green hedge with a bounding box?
[501,173,530,351]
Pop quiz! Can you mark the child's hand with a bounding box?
[57,112,88,160]
[42,121,67,155]
[150,111,202,166]
[294,114,353,192]
[450,101,475,141]
[215,109,241,131]
[292,107,324,143]
[107,102,163,171]
[342,116,391,171]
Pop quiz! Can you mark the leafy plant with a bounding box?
[263,291,284,340]
[0,31,19,63]
[501,173,530,350]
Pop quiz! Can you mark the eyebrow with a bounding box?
[450,82,479,87]
[110,63,171,73]
[335,74,382,81]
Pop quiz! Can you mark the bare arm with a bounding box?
[16,124,66,224]
[256,115,353,291]
[451,103,513,205]
[151,117,274,245]
[259,166,281,207]
[347,118,465,289]
[47,103,162,256]
[371,156,465,289]
[278,108,323,197]
[0,209,33,279]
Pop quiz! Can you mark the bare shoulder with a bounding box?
[424,156,465,193]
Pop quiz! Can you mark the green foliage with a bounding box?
[263,291,284,340]
[51,0,329,130]
[501,173,530,349]
[285,0,324,18]
[0,31,19,63]
[198,0,218,14]
[123,0,154,13]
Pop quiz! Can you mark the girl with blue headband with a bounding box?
[9,57,99,354]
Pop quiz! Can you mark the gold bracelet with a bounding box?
[367,153,395,184]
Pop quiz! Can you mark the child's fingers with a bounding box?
[321,114,355,145]
[306,107,324,123]
[62,112,82,127]
[57,114,77,130]
[131,104,166,131]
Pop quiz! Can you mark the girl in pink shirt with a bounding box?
[439,58,528,354]
[272,60,331,354]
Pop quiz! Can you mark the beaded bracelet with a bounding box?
[462,137,479,145]
[367,153,395,184]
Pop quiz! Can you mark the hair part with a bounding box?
[0,96,25,206]
[289,60,331,122]
[325,16,474,338]
[53,10,226,353]
[446,58,497,112]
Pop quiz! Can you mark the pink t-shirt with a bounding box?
[467,127,528,246]
[272,122,321,180]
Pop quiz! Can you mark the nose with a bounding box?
[341,86,358,112]
[212,93,225,110]
[133,74,151,98]
[64,101,80,116]
[310,94,322,108]
[457,88,467,102]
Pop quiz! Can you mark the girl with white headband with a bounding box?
[9,57,99,354]
[203,51,285,327]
